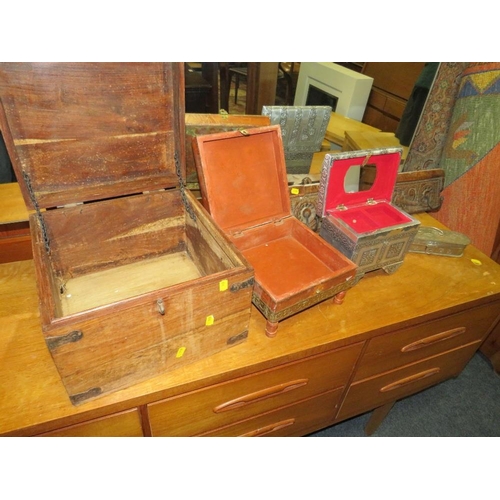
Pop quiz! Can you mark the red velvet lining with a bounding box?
[333,202,411,233]
[324,151,400,211]
[194,126,290,234]
[242,236,337,300]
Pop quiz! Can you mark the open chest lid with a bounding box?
[317,147,402,216]
[193,125,291,235]
[0,63,185,210]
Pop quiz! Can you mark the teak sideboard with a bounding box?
[1,212,499,437]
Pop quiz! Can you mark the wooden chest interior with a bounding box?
[0,63,254,404]
[34,189,243,318]
[193,125,358,338]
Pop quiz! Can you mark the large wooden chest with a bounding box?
[316,147,420,278]
[193,125,358,338]
[0,63,254,405]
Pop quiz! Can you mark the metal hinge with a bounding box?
[22,170,51,255]
[175,151,196,222]
[230,216,289,238]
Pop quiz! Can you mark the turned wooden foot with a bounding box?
[265,320,279,338]
[333,291,346,305]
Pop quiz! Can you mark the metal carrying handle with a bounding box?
[422,226,445,236]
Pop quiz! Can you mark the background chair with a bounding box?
[228,63,248,104]
[227,63,294,108]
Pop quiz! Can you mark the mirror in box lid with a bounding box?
[317,148,402,216]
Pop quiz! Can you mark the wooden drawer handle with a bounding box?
[401,327,466,353]
[379,368,440,393]
[240,418,296,437]
[213,379,309,413]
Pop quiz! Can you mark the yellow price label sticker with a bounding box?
[176,347,186,358]
[206,315,215,326]
[291,187,300,195]
[219,279,229,292]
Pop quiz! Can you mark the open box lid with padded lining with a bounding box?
[317,147,413,233]
[318,148,401,213]
[192,125,292,236]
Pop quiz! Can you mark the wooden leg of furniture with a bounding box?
[365,401,396,436]
[218,63,229,112]
[480,316,500,374]
[0,222,32,264]
[265,320,279,338]
[234,74,241,103]
[334,291,346,305]
[489,351,500,374]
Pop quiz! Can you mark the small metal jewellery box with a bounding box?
[316,147,420,279]
[409,226,471,257]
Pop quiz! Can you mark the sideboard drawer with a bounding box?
[337,341,481,421]
[199,388,343,437]
[37,408,144,437]
[0,222,32,263]
[354,305,498,381]
[148,343,363,436]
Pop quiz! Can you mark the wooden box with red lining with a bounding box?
[0,63,254,405]
[316,147,420,278]
[193,125,358,338]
